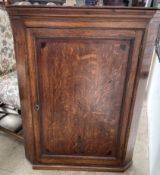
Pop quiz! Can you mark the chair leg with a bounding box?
[0,126,24,141]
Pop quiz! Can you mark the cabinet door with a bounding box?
[26,28,143,167]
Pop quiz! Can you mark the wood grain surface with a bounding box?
[37,38,130,157]
[6,6,160,172]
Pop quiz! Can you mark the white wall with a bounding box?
[147,56,160,175]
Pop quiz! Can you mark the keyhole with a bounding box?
[41,41,46,49]
[34,104,39,111]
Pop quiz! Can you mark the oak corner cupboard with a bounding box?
[6,4,160,172]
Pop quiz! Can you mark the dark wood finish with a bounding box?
[37,38,129,157]
[6,6,160,172]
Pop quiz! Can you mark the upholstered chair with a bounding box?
[0,7,22,140]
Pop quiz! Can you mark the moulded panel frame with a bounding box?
[25,27,143,169]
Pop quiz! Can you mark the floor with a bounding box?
[0,103,149,175]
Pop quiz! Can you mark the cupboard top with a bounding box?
[6,6,160,20]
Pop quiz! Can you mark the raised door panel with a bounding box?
[38,38,129,157]
[26,28,143,167]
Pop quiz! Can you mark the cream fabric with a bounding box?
[0,9,16,75]
[0,71,20,109]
